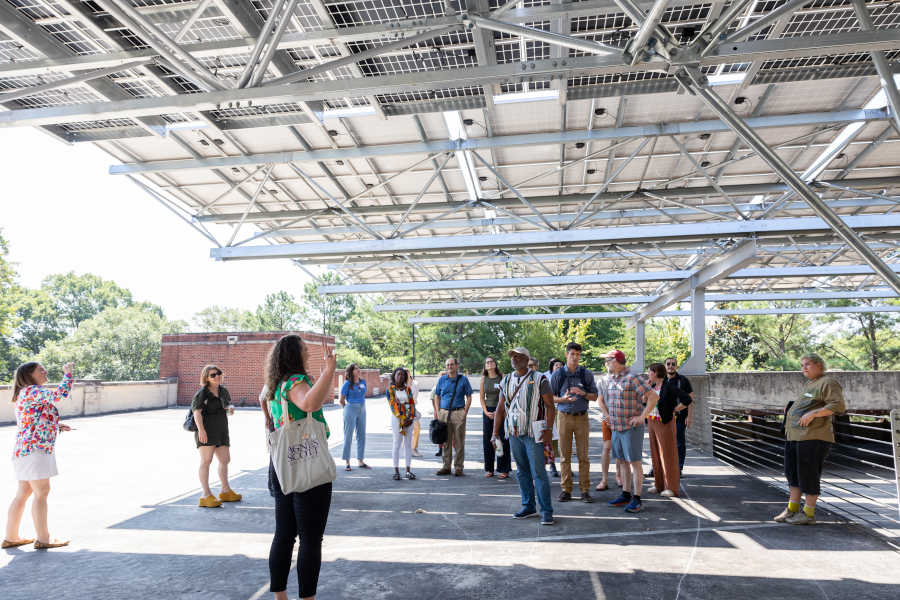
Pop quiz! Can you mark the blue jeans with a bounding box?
[342,403,366,461]
[509,434,553,519]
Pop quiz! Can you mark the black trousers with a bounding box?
[483,413,511,473]
[269,460,333,597]
[784,440,831,495]
[676,415,687,470]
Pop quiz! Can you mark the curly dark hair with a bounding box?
[264,334,313,404]
[391,367,408,388]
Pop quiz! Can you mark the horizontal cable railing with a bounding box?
[708,398,898,532]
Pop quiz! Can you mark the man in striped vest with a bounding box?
[492,347,557,525]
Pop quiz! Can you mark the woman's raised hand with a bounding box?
[322,338,337,372]
[62,363,74,377]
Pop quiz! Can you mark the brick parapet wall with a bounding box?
[160,331,375,407]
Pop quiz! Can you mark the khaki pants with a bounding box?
[558,412,590,493]
[439,408,467,472]
[649,418,680,495]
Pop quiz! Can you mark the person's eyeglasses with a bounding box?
[208,371,221,378]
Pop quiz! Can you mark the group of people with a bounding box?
[4,334,845,600]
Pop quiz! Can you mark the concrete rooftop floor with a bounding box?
[2,398,899,599]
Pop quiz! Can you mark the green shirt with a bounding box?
[269,374,330,438]
[482,375,502,409]
[785,375,846,443]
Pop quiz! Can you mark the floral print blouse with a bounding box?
[13,373,73,458]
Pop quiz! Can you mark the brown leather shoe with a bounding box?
[435,469,451,476]
[2,538,34,549]
[454,470,465,476]
[34,539,69,549]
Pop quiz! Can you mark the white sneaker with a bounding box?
[660,489,675,497]
[647,486,659,494]
[411,449,423,458]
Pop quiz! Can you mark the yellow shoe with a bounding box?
[198,495,223,508]
[218,490,242,502]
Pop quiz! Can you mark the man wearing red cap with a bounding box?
[599,349,659,514]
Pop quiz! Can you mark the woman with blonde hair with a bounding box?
[192,364,240,508]
[4,361,74,549]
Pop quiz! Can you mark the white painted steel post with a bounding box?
[633,321,646,374]
[679,283,706,375]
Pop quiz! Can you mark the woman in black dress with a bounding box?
[192,364,241,508]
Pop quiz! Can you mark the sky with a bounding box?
[0,128,308,323]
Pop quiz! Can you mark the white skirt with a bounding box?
[12,451,58,481]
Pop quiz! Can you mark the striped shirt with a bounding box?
[606,368,652,432]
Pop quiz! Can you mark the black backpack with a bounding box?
[182,392,207,432]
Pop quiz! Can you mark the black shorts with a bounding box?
[784,440,831,495]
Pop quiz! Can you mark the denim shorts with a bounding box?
[611,426,644,462]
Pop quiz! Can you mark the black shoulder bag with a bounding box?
[183,391,208,432]
[429,376,461,445]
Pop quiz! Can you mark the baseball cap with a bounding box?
[507,347,532,359]
[605,349,627,364]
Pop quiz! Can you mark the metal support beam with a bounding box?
[851,0,900,135]
[195,176,900,224]
[407,304,900,323]
[674,66,900,296]
[626,0,672,65]
[695,0,755,57]
[632,240,757,323]
[266,24,462,87]
[0,59,152,104]
[722,0,811,46]
[102,108,894,175]
[95,0,226,92]
[174,0,215,42]
[249,0,300,88]
[316,262,900,295]
[468,14,622,56]
[374,289,898,312]
[210,213,900,260]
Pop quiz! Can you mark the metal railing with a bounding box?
[708,399,899,529]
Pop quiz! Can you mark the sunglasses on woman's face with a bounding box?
[209,372,221,378]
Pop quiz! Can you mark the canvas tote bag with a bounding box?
[268,393,336,495]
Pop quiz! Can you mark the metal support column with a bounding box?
[680,283,706,375]
[633,320,646,374]
[412,324,417,380]
[673,66,900,296]
[851,0,900,134]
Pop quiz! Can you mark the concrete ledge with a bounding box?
[0,379,178,424]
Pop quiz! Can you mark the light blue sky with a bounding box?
[0,128,307,322]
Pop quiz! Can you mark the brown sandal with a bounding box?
[34,539,69,549]
[2,538,34,549]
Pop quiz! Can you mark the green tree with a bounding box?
[192,305,259,332]
[644,317,691,366]
[9,286,66,354]
[0,230,15,338]
[0,231,20,382]
[37,305,180,381]
[255,291,302,331]
[300,272,357,337]
[41,272,134,329]
[706,315,764,371]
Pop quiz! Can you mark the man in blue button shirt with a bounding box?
[432,357,473,476]
[550,342,598,503]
